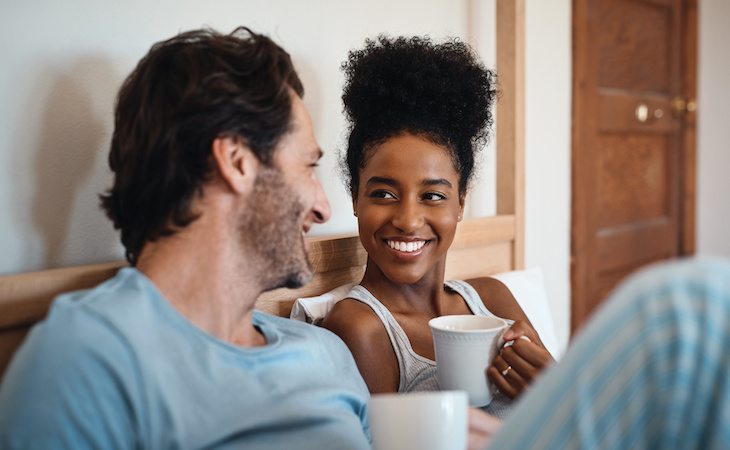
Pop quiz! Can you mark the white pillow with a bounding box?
[290,267,561,359]
[289,283,355,326]
[490,267,561,359]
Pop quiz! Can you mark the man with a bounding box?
[0,28,370,449]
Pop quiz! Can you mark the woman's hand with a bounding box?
[487,320,554,399]
[468,408,502,449]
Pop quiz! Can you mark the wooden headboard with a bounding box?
[0,0,525,382]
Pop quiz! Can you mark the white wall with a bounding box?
[524,0,572,351]
[697,0,730,258]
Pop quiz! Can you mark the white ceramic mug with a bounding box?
[429,315,509,407]
[368,391,468,450]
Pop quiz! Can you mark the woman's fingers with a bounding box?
[505,339,554,374]
[499,347,539,384]
[489,352,529,397]
[502,320,548,351]
[487,365,522,399]
[488,340,554,399]
[487,321,556,399]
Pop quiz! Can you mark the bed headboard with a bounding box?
[0,0,525,383]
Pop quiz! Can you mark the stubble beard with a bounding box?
[239,165,313,292]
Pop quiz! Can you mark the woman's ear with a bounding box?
[211,136,258,194]
[457,190,467,222]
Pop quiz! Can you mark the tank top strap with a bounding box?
[445,280,515,326]
[445,280,493,315]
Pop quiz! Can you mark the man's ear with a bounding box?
[211,136,258,194]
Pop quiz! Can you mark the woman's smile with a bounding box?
[383,238,431,263]
[386,239,427,253]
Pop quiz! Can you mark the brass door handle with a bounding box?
[671,96,697,118]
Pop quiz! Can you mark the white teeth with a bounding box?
[387,240,426,253]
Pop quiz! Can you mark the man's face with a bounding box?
[240,95,331,291]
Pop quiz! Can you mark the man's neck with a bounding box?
[135,215,267,347]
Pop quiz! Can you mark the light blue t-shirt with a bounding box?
[0,267,371,449]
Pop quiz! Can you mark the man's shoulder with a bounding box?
[44,267,167,338]
[0,269,145,449]
[14,267,154,367]
[254,311,354,357]
[51,266,151,314]
[254,310,340,340]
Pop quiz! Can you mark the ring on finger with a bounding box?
[501,365,512,377]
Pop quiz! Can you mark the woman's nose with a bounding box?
[391,200,424,232]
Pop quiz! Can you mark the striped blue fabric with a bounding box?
[489,257,730,449]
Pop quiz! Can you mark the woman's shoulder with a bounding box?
[321,298,386,340]
[462,276,527,320]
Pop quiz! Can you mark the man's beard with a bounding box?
[239,165,313,291]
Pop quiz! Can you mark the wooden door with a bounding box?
[571,0,697,333]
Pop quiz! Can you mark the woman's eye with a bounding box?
[423,193,446,201]
[370,190,395,199]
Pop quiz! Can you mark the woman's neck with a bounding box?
[359,258,449,316]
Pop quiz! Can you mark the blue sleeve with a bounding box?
[0,307,144,449]
[489,257,730,449]
[322,328,372,441]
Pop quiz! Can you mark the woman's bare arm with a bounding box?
[320,299,400,393]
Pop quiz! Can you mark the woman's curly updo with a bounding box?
[341,35,497,197]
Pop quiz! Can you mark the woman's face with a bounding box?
[354,133,464,285]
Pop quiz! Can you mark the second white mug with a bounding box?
[368,390,468,450]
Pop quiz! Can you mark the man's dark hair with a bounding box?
[100,27,303,265]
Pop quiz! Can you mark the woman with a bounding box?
[321,35,554,418]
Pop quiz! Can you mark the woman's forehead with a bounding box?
[360,134,459,181]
